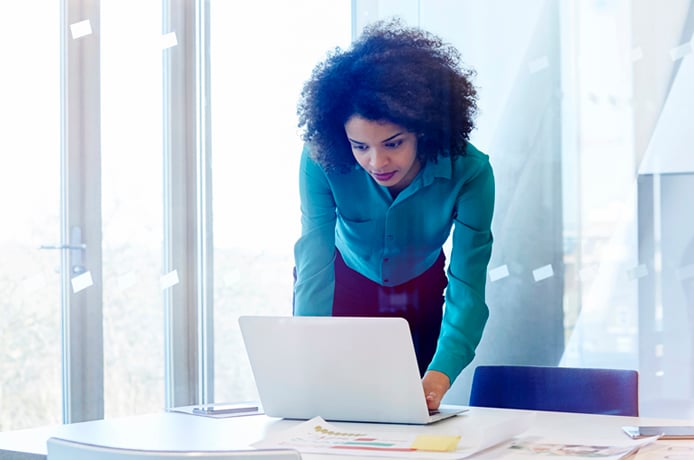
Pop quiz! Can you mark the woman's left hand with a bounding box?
[422,370,451,410]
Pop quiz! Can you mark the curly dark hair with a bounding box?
[297,19,478,173]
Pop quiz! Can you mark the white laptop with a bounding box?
[238,315,467,424]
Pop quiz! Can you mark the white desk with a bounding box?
[0,407,692,459]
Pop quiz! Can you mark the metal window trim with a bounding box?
[162,0,214,409]
[60,0,105,424]
[194,0,214,405]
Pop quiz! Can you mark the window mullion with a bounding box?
[60,0,105,423]
[162,0,212,409]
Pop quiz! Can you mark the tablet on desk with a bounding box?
[192,403,260,416]
[622,425,694,439]
[171,402,264,418]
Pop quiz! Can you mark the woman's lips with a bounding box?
[372,171,396,181]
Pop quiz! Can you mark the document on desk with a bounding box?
[503,436,659,459]
[253,413,534,459]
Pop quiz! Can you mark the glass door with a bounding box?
[1,0,168,430]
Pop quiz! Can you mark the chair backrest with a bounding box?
[468,365,639,416]
[46,437,302,460]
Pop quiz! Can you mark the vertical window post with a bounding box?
[162,0,214,409]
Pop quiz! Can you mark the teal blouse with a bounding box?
[293,142,495,383]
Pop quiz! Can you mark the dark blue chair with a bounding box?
[469,365,639,416]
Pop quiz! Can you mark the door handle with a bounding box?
[39,226,87,274]
[39,244,87,250]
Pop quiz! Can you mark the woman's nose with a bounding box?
[369,149,388,169]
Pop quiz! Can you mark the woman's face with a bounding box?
[344,115,421,194]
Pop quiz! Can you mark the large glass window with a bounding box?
[209,0,352,402]
[100,0,165,418]
[0,1,61,431]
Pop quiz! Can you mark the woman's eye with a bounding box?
[385,139,403,148]
[351,144,367,151]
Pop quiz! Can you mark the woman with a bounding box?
[293,19,495,409]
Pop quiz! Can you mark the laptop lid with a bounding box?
[238,315,465,425]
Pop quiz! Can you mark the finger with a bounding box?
[426,392,441,409]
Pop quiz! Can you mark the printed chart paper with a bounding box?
[253,414,534,459]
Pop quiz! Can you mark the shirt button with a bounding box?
[383,257,389,263]
[384,279,390,284]
[386,235,394,240]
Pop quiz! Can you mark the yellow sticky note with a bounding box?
[411,435,461,452]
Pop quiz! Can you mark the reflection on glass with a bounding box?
[560,0,694,418]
